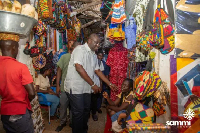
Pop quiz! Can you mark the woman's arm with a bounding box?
[118,113,127,125]
[35,85,49,94]
[47,87,57,96]
[103,92,116,106]
[108,95,133,112]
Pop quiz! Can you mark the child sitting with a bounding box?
[103,78,134,130]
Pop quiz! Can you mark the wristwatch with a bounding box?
[91,83,95,87]
[109,83,112,86]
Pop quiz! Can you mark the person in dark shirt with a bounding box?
[97,50,110,113]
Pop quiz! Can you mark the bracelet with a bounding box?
[109,83,112,86]
[91,83,95,87]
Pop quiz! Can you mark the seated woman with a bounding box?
[35,67,60,118]
[103,78,134,121]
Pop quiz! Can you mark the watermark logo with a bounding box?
[166,108,195,128]
[183,108,195,120]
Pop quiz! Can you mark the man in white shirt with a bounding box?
[64,33,116,133]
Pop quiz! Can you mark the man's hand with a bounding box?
[92,85,101,94]
[109,83,118,91]
[103,92,109,99]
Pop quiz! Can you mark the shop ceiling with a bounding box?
[68,0,102,30]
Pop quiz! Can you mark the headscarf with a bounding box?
[0,33,20,42]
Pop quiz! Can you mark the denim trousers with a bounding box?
[38,94,60,116]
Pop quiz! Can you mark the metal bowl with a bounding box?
[0,10,38,39]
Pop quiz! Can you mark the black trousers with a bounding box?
[91,93,100,115]
[67,92,91,133]
[1,109,34,133]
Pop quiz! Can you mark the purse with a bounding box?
[152,100,166,116]
[23,41,31,55]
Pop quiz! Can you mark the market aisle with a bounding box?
[43,107,107,133]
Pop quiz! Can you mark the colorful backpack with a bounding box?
[136,31,153,52]
[135,71,153,100]
[146,72,162,97]
[149,5,175,54]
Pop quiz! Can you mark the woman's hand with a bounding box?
[117,113,127,125]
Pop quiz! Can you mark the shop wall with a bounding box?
[17,37,35,64]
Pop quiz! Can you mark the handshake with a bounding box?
[91,83,117,94]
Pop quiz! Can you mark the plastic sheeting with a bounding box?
[175,0,200,58]
[170,56,200,133]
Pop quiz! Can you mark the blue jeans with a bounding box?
[38,94,60,116]
[111,110,126,122]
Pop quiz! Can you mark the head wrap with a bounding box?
[0,33,20,42]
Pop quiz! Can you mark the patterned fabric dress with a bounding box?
[106,43,129,101]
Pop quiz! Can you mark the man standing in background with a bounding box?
[55,41,81,132]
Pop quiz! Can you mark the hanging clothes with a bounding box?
[127,47,136,80]
[106,43,129,101]
[132,0,150,35]
[143,0,154,31]
[125,17,137,49]
[111,0,127,24]
[125,0,137,16]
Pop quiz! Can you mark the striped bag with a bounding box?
[111,0,126,24]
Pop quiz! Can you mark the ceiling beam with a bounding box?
[78,15,100,20]
[81,19,101,29]
[73,1,102,15]
[68,0,92,3]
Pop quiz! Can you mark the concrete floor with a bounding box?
[0,107,107,133]
[43,107,107,133]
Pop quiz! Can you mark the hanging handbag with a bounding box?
[111,0,126,24]
[30,46,39,58]
[152,100,166,116]
[149,0,175,54]
[134,71,153,100]
[23,41,31,55]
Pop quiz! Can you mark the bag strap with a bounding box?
[157,0,161,7]
[165,0,174,24]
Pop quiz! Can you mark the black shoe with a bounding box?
[55,124,66,132]
[69,123,72,128]
[97,109,102,114]
[92,114,98,121]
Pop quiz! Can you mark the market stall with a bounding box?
[0,0,199,133]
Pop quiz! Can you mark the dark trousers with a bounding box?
[97,88,110,109]
[67,92,91,133]
[1,109,34,133]
[91,93,100,115]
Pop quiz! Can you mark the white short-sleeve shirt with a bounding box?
[64,43,100,94]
